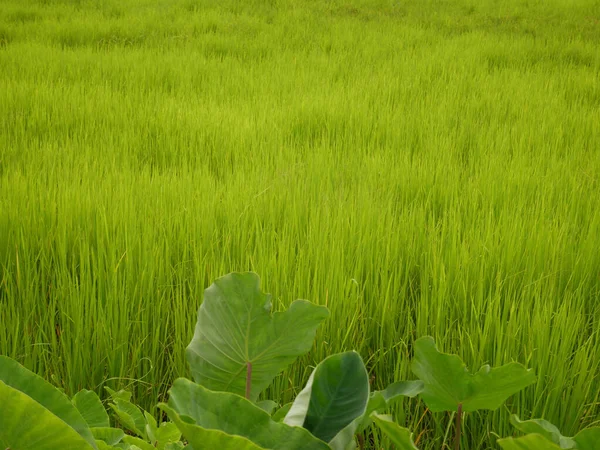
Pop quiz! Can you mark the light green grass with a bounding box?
[1,0,599,448]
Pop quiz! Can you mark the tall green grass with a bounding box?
[1,0,599,447]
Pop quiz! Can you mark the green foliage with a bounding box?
[411,337,536,412]
[186,272,329,401]
[504,415,600,450]
[283,351,369,447]
[371,414,419,450]
[161,377,330,449]
[73,390,110,429]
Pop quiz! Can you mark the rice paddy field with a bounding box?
[1,0,599,448]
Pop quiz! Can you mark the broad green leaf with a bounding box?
[411,337,536,412]
[498,434,563,450]
[160,404,267,450]
[284,351,369,446]
[162,377,330,450]
[257,399,278,414]
[574,428,600,449]
[0,356,97,448]
[123,436,155,450]
[186,272,329,400]
[510,415,600,450]
[92,427,125,445]
[272,402,293,422]
[0,381,95,450]
[509,415,575,448]
[371,414,419,450]
[109,398,147,438]
[73,389,110,428]
[164,443,185,450]
[357,380,424,432]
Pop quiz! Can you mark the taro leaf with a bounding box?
[272,402,293,422]
[105,388,147,439]
[498,434,563,449]
[510,415,600,450]
[91,427,125,446]
[164,443,185,450]
[509,415,576,448]
[574,428,600,449]
[371,414,419,450]
[357,380,424,433]
[284,351,369,447]
[257,399,278,414]
[143,410,181,450]
[105,387,132,402]
[186,272,330,401]
[161,377,330,450]
[0,380,95,450]
[73,389,110,428]
[160,404,267,450]
[411,337,536,412]
[122,436,155,450]
[0,356,97,448]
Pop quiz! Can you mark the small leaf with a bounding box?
[91,427,125,446]
[272,402,293,422]
[105,387,132,402]
[284,351,369,446]
[498,434,563,449]
[108,397,147,438]
[357,380,424,433]
[154,422,182,449]
[0,380,95,450]
[0,356,97,448]
[371,414,419,450]
[257,400,278,414]
[122,436,155,450]
[509,415,576,448]
[186,272,330,401]
[411,337,536,412]
[160,404,267,450]
[73,389,110,428]
[162,378,330,450]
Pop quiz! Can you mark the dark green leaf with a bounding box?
[162,378,330,450]
[573,427,600,450]
[284,351,369,446]
[371,414,419,450]
[186,272,329,400]
[411,337,536,412]
[272,403,293,422]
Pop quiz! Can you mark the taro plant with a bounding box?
[2,271,594,450]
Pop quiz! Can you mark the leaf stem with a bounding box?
[454,403,463,450]
[245,361,252,400]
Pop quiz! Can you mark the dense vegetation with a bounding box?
[1,0,599,448]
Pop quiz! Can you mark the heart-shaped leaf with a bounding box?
[91,427,125,446]
[186,272,329,401]
[161,377,330,450]
[0,356,97,448]
[284,351,369,447]
[411,337,536,412]
[105,388,147,439]
[73,389,110,428]
[573,428,600,449]
[0,380,96,450]
[498,434,563,449]
[371,414,419,450]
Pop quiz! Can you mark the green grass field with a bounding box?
[1,0,599,447]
